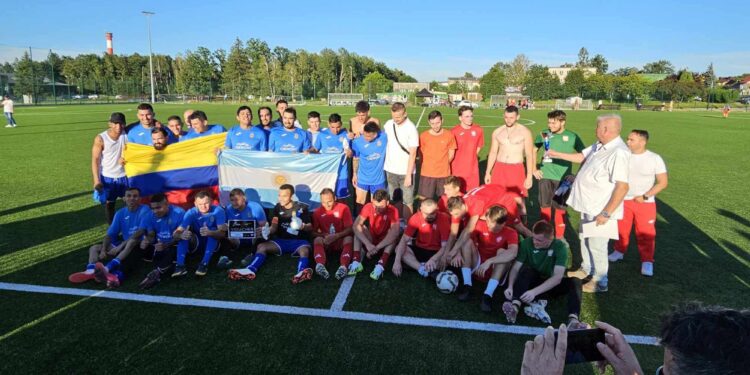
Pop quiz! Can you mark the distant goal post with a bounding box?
[327,93,364,106]
[555,99,593,110]
[490,95,530,109]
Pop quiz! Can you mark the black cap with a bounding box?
[109,112,126,124]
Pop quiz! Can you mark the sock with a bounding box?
[248,253,266,272]
[484,279,500,297]
[554,209,566,238]
[340,242,353,268]
[297,257,310,272]
[106,258,121,272]
[377,252,391,267]
[418,263,428,277]
[461,267,473,286]
[86,263,95,270]
[113,270,124,281]
[352,248,362,262]
[540,207,552,222]
[176,240,189,266]
[313,242,326,265]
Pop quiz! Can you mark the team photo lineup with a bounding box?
[80,98,670,332]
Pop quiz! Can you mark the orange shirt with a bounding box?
[419,130,457,178]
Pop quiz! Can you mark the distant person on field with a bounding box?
[450,106,484,192]
[417,110,456,201]
[126,103,171,145]
[181,110,226,141]
[2,95,17,128]
[383,102,419,221]
[349,100,380,138]
[609,129,668,277]
[723,104,731,118]
[92,112,129,223]
[225,105,267,150]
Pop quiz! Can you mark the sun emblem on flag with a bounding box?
[272,173,290,186]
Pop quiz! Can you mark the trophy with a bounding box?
[542,132,553,163]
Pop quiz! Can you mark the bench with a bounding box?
[596,104,621,110]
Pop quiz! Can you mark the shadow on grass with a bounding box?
[0,126,104,138]
[0,191,89,217]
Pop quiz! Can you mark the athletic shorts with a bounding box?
[418,176,446,200]
[270,239,310,256]
[490,162,527,197]
[101,175,129,203]
[334,178,350,199]
[386,172,414,205]
[357,182,386,195]
[538,179,564,209]
[408,244,437,263]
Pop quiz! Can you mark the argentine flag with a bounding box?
[218,150,344,209]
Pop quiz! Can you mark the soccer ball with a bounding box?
[436,271,459,294]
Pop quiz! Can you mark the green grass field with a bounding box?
[1,103,748,374]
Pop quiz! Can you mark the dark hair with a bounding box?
[194,190,213,200]
[329,113,342,123]
[444,176,462,188]
[363,121,380,134]
[125,187,141,194]
[355,100,370,113]
[372,189,389,202]
[283,107,297,119]
[446,196,465,212]
[151,127,169,137]
[137,103,154,112]
[320,187,335,198]
[150,192,168,203]
[188,110,208,122]
[631,129,649,141]
[229,188,245,198]
[660,302,750,375]
[280,184,295,195]
[427,110,442,121]
[236,105,253,116]
[307,111,320,120]
[485,205,508,225]
[276,99,288,107]
[505,105,519,115]
[167,115,182,123]
[258,106,273,118]
[390,102,406,112]
[532,220,553,236]
[547,110,567,122]
[458,106,473,116]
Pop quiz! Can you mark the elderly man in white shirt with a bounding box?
[552,114,630,293]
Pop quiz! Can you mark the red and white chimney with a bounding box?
[105,32,113,55]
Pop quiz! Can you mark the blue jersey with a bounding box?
[141,205,185,243]
[127,123,178,145]
[308,130,321,147]
[352,132,387,185]
[255,123,281,140]
[268,127,311,153]
[225,201,267,223]
[181,205,227,231]
[181,124,226,141]
[315,129,351,179]
[107,204,151,244]
[225,125,267,150]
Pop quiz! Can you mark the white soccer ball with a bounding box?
[436,271,459,294]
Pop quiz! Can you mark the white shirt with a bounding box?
[2,99,13,113]
[99,130,127,178]
[383,118,419,175]
[567,137,630,219]
[626,150,667,202]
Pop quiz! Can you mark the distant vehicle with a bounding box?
[72,95,84,99]
[739,96,750,104]
[114,95,124,99]
[693,96,702,101]
[457,100,479,109]
[368,98,388,105]
[88,94,99,99]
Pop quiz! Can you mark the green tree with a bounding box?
[585,73,615,101]
[642,60,675,74]
[590,54,608,74]
[577,47,589,67]
[563,68,587,97]
[12,52,43,98]
[359,72,393,98]
[524,65,561,100]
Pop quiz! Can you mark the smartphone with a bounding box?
[555,328,606,364]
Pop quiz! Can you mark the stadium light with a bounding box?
[142,11,156,104]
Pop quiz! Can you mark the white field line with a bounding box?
[0,282,659,346]
[415,107,427,127]
[330,275,356,311]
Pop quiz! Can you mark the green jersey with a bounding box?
[516,237,568,278]
[534,129,585,181]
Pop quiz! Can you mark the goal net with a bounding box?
[327,93,364,106]
[555,98,593,110]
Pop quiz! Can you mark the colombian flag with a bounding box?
[123,133,225,208]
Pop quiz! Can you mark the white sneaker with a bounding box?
[523,300,551,324]
[641,262,653,276]
[608,251,624,263]
[4,124,12,128]
[315,263,330,279]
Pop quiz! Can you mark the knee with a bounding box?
[298,246,310,257]
[343,236,353,245]
[313,237,323,245]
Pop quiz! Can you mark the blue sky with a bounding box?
[2,0,748,81]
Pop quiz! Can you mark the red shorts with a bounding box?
[490,162,527,197]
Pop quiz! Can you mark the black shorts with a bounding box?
[417,176,446,200]
[408,244,437,263]
[538,179,564,209]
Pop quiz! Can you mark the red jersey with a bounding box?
[312,203,353,234]
[438,192,464,214]
[471,220,519,260]
[450,124,484,192]
[405,211,451,251]
[358,203,399,238]
[451,185,520,226]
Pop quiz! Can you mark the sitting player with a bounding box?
[312,188,354,280]
[351,189,401,280]
[225,188,267,257]
[392,199,451,279]
[137,193,186,289]
[68,187,150,287]
[456,205,519,312]
[172,190,226,277]
[228,184,314,284]
[502,221,585,329]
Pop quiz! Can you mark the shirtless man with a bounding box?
[348,100,380,138]
[484,105,534,217]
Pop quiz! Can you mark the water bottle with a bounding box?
[553,179,572,207]
[329,223,336,235]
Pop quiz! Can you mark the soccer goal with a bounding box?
[327,93,364,106]
[490,95,531,109]
[555,98,593,110]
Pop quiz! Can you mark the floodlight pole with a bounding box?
[142,11,156,104]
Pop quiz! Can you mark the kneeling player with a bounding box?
[352,189,401,280]
[312,188,354,280]
[392,199,450,279]
[172,190,226,277]
[229,184,314,284]
[68,187,150,287]
[137,193,186,289]
[455,205,518,312]
[502,221,585,328]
